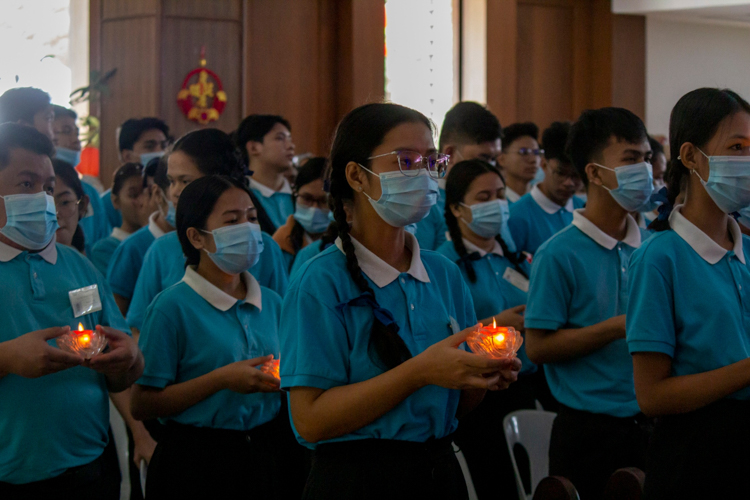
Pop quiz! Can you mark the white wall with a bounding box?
[646,16,750,138]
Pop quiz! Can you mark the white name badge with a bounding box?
[503,267,529,293]
[69,285,103,318]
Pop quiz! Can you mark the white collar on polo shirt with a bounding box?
[669,205,745,265]
[182,266,263,311]
[111,227,130,242]
[505,187,522,203]
[248,177,293,198]
[571,209,641,250]
[335,231,430,288]
[148,211,166,239]
[462,237,504,258]
[0,236,57,264]
[531,185,574,215]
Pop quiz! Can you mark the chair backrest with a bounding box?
[503,410,558,500]
[603,467,645,500]
[533,476,580,500]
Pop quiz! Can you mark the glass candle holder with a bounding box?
[466,319,523,359]
[260,359,280,380]
[57,323,108,359]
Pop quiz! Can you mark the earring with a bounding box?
[358,186,363,191]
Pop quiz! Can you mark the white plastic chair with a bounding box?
[139,459,148,497]
[503,410,557,500]
[452,442,479,500]
[109,399,131,500]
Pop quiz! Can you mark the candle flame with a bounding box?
[494,333,505,342]
[81,334,90,344]
[492,317,497,328]
[78,322,85,332]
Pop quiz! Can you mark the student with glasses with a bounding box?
[497,122,544,203]
[279,103,521,499]
[52,159,90,254]
[508,121,586,257]
[90,163,148,275]
[273,157,332,270]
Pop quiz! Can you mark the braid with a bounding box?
[319,221,338,250]
[649,157,686,232]
[289,218,305,253]
[496,236,529,279]
[331,180,412,371]
[445,205,477,283]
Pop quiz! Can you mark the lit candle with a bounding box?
[260,359,280,380]
[467,318,523,359]
[57,323,108,359]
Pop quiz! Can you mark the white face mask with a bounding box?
[693,149,750,214]
[358,166,439,227]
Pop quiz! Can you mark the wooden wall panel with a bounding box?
[99,17,159,186]
[160,17,243,140]
[486,0,518,126]
[612,14,645,119]
[162,0,241,20]
[102,0,157,20]
[516,3,573,131]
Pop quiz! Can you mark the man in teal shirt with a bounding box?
[0,122,143,497]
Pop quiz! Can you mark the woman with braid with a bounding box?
[279,103,521,499]
[436,159,541,500]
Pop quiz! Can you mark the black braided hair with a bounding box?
[444,159,528,283]
[327,103,432,370]
[649,88,750,231]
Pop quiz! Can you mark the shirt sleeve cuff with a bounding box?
[524,318,563,331]
[108,283,132,299]
[136,375,171,388]
[627,339,675,357]
[280,374,344,391]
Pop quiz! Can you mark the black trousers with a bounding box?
[644,399,750,499]
[126,418,164,500]
[0,430,121,500]
[453,369,555,500]
[303,435,468,500]
[146,410,308,500]
[549,404,651,500]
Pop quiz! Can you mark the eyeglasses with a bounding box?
[367,150,449,179]
[56,198,81,217]
[509,148,545,157]
[296,193,329,209]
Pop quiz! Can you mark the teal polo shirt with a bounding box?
[248,178,294,230]
[508,186,585,255]
[79,181,111,257]
[0,241,129,484]
[89,228,129,276]
[525,210,643,417]
[414,187,447,251]
[126,231,288,331]
[289,239,328,281]
[106,213,166,299]
[280,232,477,448]
[137,267,281,430]
[100,189,122,230]
[628,207,750,400]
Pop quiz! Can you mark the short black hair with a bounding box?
[648,135,664,157]
[112,162,144,196]
[0,122,55,170]
[52,105,77,121]
[0,87,51,124]
[502,122,539,148]
[438,102,502,151]
[542,121,572,163]
[233,114,291,165]
[566,107,647,187]
[118,117,170,152]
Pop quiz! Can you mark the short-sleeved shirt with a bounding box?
[138,267,281,429]
[436,238,535,375]
[289,239,332,281]
[0,241,129,484]
[505,187,524,204]
[508,186,585,255]
[90,228,130,276]
[414,188,447,251]
[100,189,122,230]
[627,206,750,400]
[107,213,166,299]
[126,231,289,330]
[79,181,111,257]
[248,178,294,231]
[280,232,477,448]
[525,210,643,417]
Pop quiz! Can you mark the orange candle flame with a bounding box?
[57,323,106,358]
[466,320,523,359]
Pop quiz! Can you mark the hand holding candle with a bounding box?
[57,323,108,359]
[260,358,280,380]
[467,318,523,360]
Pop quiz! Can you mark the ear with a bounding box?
[78,195,90,221]
[449,202,463,220]
[246,141,262,159]
[345,161,367,193]
[121,149,137,164]
[585,163,604,187]
[541,158,550,173]
[111,192,121,211]
[496,152,507,168]
[679,142,700,172]
[186,227,206,252]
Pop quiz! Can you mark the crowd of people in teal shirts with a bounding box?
[1,83,750,500]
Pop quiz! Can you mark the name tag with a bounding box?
[503,267,529,293]
[69,285,102,318]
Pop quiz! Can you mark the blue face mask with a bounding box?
[596,161,654,212]
[461,199,509,239]
[160,194,176,227]
[0,191,59,250]
[203,222,264,274]
[140,151,165,167]
[294,204,330,234]
[530,165,545,186]
[359,166,439,227]
[405,223,418,235]
[55,147,81,167]
[694,149,750,214]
